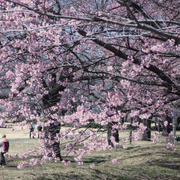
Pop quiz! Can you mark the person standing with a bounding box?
[29,123,35,139]
[0,134,9,167]
[37,124,42,139]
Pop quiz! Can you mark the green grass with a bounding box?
[0,126,180,180]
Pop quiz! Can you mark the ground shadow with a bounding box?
[148,159,180,170]
[34,174,86,180]
[83,157,107,164]
[64,155,108,165]
[6,165,17,168]
[33,170,133,180]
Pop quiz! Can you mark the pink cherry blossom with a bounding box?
[112,158,118,164]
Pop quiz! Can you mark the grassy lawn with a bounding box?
[0,126,180,180]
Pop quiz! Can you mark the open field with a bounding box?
[0,126,180,180]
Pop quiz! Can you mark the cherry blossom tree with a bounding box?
[0,0,180,168]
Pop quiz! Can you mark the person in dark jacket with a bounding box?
[37,124,42,138]
[0,134,9,167]
[29,123,35,139]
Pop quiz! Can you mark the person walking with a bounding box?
[29,123,35,139]
[0,134,9,168]
[37,124,42,139]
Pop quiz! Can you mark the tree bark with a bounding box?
[142,119,151,141]
[129,118,133,144]
[162,115,172,136]
[44,122,62,161]
[107,122,119,147]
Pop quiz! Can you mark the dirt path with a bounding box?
[8,138,37,142]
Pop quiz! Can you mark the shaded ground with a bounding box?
[0,141,179,180]
[0,126,180,180]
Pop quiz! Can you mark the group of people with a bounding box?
[29,123,43,139]
[0,123,43,168]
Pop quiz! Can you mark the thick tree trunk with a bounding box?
[44,122,62,161]
[162,115,172,136]
[107,122,119,147]
[142,119,151,141]
[41,81,66,161]
[129,118,133,144]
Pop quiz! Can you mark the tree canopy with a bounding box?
[0,0,179,168]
